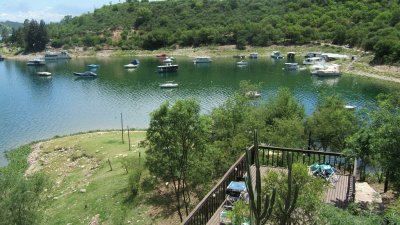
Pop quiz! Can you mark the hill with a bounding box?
[45,0,400,64]
[0,21,22,39]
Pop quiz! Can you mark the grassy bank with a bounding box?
[2,131,180,225]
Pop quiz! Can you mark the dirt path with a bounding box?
[25,142,43,176]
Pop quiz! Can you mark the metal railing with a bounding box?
[182,145,354,225]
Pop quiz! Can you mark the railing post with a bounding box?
[252,129,258,165]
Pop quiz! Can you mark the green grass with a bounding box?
[25,131,162,225]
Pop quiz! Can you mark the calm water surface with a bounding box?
[1,56,399,165]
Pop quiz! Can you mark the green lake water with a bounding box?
[0,56,399,165]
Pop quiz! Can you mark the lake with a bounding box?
[0,56,398,165]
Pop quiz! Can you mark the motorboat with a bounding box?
[87,64,100,68]
[270,51,284,59]
[236,60,248,66]
[233,54,246,59]
[246,91,261,98]
[249,52,258,59]
[311,64,341,76]
[287,52,296,59]
[303,57,325,65]
[27,59,46,66]
[158,63,179,72]
[159,81,178,88]
[163,57,174,63]
[44,50,71,60]
[124,63,138,69]
[37,71,52,77]
[124,59,140,68]
[73,71,97,77]
[344,105,357,110]
[193,56,212,64]
[284,63,299,70]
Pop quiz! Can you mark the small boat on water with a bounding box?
[124,63,138,68]
[193,56,212,64]
[271,51,284,59]
[344,105,357,110]
[87,64,100,68]
[249,53,258,59]
[287,52,296,60]
[311,64,341,76]
[159,81,178,88]
[73,71,97,77]
[0,55,4,61]
[233,54,246,59]
[44,50,71,60]
[37,71,52,77]
[163,57,174,63]
[236,60,248,66]
[284,63,299,70]
[158,63,179,72]
[246,91,261,98]
[27,59,46,66]
[124,59,140,68]
[303,57,325,65]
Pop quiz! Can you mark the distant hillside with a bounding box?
[0,21,22,39]
[1,21,23,30]
[44,0,400,64]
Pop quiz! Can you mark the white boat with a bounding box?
[27,59,46,66]
[246,91,261,98]
[311,64,341,76]
[193,56,212,64]
[270,51,284,59]
[284,63,299,70]
[158,63,179,72]
[344,105,357,110]
[163,57,174,63]
[44,51,71,60]
[249,53,258,59]
[303,57,325,65]
[159,81,178,88]
[124,63,138,68]
[236,60,248,66]
[37,71,52,77]
[87,64,100,68]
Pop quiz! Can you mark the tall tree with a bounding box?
[145,99,211,221]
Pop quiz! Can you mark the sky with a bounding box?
[0,0,119,23]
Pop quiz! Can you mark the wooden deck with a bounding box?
[207,166,353,225]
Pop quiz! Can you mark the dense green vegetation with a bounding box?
[40,0,400,64]
[6,19,49,52]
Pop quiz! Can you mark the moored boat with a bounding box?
[37,71,52,77]
[87,64,100,68]
[0,55,4,61]
[249,53,258,59]
[44,50,71,60]
[124,59,140,68]
[246,91,261,98]
[311,64,341,76]
[27,59,46,66]
[158,63,179,72]
[159,81,178,88]
[193,56,212,64]
[284,63,299,70]
[303,57,325,65]
[271,51,284,59]
[236,60,248,66]
[73,71,97,77]
[344,105,357,110]
[163,57,174,63]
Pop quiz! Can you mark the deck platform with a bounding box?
[207,166,353,225]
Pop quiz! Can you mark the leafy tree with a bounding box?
[145,99,211,221]
[307,95,358,151]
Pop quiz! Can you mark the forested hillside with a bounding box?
[45,0,400,64]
